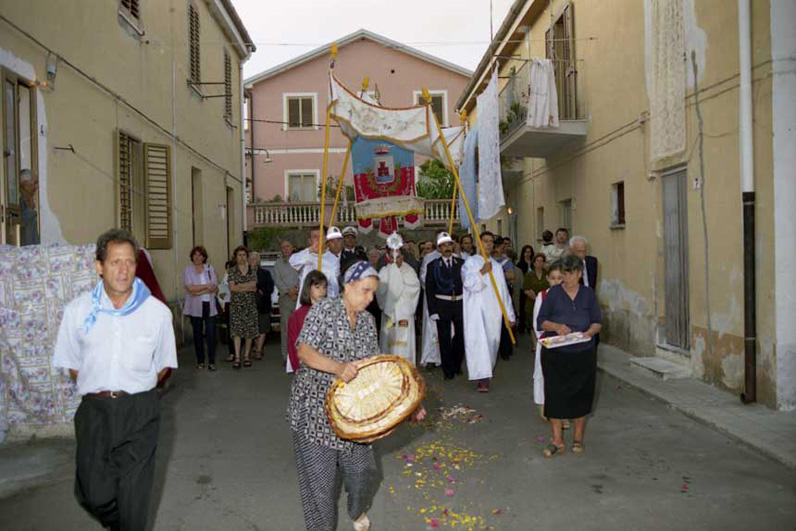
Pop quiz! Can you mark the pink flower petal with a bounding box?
[445,488,455,497]
[430,517,440,528]
[447,476,456,484]
[433,463,441,470]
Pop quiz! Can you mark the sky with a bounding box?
[230,0,517,80]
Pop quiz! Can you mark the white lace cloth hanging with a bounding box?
[527,58,560,129]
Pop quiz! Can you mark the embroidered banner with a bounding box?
[352,137,423,238]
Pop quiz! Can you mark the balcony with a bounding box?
[248,200,459,229]
[499,59,588,159]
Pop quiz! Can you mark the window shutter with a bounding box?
[117,130,133,232]
[121,0,140,19]
[563,3,577,119]
[189,4,200,84]
[301,98,313,127]
[143,143,172,249]
[224,51,232,120]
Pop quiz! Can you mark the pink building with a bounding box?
[244,29,471,227]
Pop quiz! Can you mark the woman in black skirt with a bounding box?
[537,253,602,457]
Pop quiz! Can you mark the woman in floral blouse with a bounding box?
[287,261,425,531]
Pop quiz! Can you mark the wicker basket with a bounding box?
[326,355,426,443]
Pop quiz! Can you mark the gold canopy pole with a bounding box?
[318,43,339,271]
[422,88,515,344]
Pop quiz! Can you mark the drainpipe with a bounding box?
[249,89,256,203]
[240,62,248,245]
[738,0,756,404]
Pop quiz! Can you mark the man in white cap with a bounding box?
[341,226,367,270]
[289,226,341,308]
[418,230,445,368]
[462,231,515,392]
[425,232,465,379]
[377,239,421,365]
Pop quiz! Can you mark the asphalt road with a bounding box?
[1,335,794,530]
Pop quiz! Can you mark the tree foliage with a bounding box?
[317,175,355,202]
[415,159,455,200]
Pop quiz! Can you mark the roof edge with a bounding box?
[455,0,531,111]
[244,28,472,87]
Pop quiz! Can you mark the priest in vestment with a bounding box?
[462,231,515,392]
[377,246,421,365]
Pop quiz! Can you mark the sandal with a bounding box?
[543,443,566,458]
[226,353,235,362]
[253,349,263,360]
[208,364,217,371]
[572,441,585,454]
[243,357,252,368]
[232,359,241,369]
[195,363,204,370]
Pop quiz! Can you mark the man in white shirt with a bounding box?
[462,231,515,392]
[289,226,341,308]
[377,244,421,365]
[544,227,569,263]
[53,229,177,531]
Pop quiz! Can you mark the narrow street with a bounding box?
[1,336,794,531]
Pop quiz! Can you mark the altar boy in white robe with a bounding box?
[377,244,421,365]
[462,231,515,392]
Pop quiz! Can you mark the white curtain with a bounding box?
[649,0,686,161]
[526,58,560,128]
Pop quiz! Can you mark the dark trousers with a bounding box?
[436,317,464,378]
[499,321,514,360]
[74,389,161,531]
[190,301,217,365]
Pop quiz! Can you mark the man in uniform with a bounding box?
[341,226,367,269]
[425,232,465,380]
[53,228,177,530]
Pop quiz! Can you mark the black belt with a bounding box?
[84,390,130,399]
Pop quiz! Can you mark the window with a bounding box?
[2,71,38,246]
[120,0,140,19]
[559,198,572,231]
[287,172,318,202]
[191,167,203,246]
[223,50,232,122]
[116,130,173,248]
[497,219,503,236]
[611,181,626,226]
[414,91,447,126]
[285,95,315,129]
[188,4,200,85]
[545,3,577,119]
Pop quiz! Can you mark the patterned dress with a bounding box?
[228,265,259,339]
[286,297,380,531]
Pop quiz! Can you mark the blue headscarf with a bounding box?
[83,277,151,333]
[343,261,378,284]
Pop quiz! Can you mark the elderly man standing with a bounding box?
[570,235,598,289]
[462,231,515,392]
[289,226,341,308]
[377,242,421,365]
[273,240,300,367]
[53,229,177,531]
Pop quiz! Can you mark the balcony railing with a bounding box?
[248,200,459,229]
[498,59,588,159]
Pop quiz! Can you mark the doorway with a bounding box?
[662,168,690,350]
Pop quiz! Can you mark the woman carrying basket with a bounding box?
[287,261,426,531]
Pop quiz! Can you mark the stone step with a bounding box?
[629,356,692,380]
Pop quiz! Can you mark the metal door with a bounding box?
[662,169,690,350]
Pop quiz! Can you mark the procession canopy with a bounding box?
[328,73,465,168]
